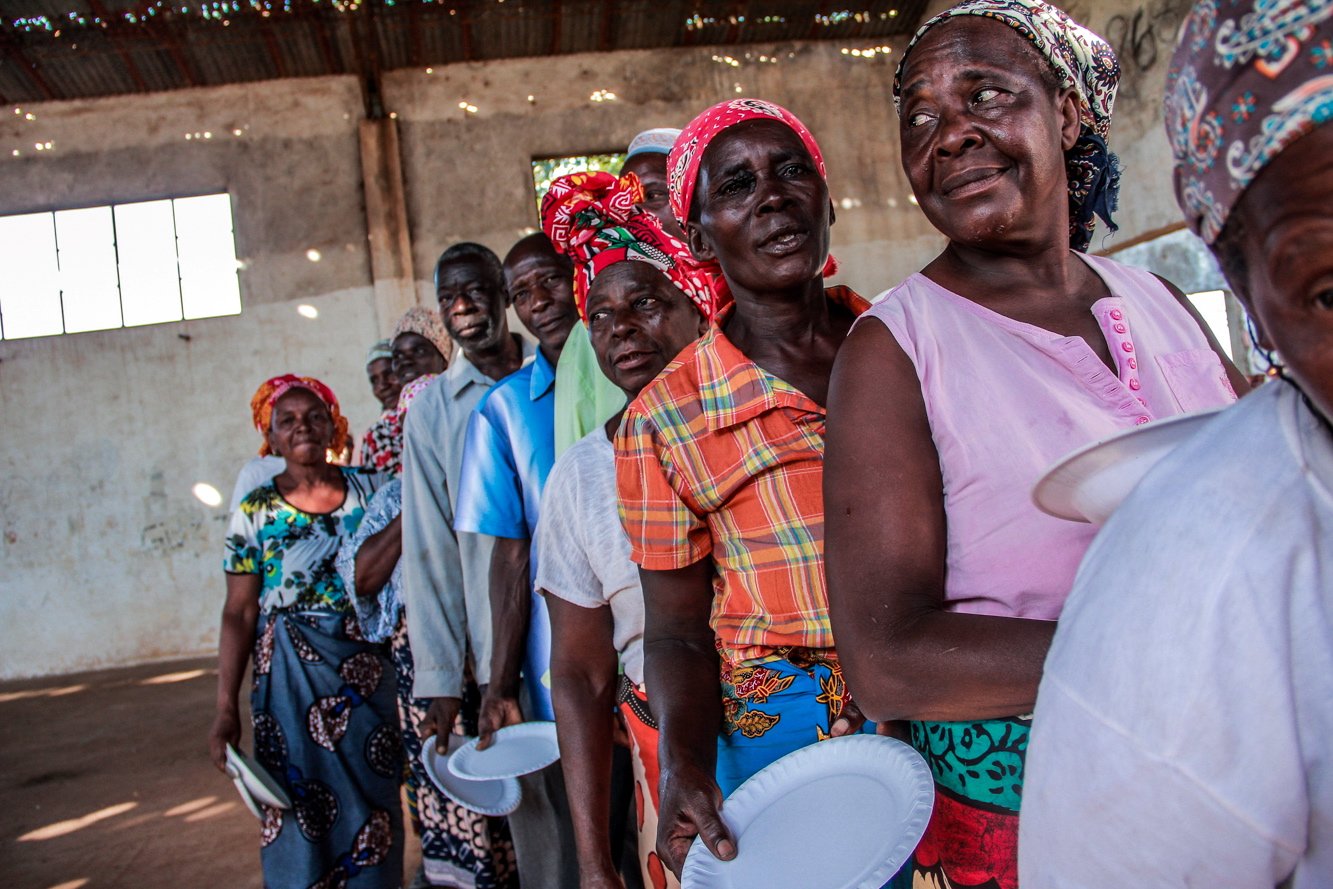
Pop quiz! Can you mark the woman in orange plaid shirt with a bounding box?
[614,99,881,882]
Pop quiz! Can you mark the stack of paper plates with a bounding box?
[225,744,291,820]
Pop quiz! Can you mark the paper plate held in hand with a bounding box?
[231,776,264,820]
[447,721,560,781]
[680,734,934,889]
[225,744,291,816]
[421,733,523,816]
[1032,408,1221,524]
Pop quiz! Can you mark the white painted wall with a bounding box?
[0,0,1192,678]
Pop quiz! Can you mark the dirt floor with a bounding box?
[1,656,420,889]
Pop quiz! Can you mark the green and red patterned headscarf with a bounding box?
[540,170,717,322]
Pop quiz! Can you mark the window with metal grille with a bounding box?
[0,193,241,340]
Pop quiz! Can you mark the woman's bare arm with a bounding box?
[209,572,261,770]
[823,319,1055,724]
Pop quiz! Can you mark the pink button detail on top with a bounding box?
[1129,379,1141,390]
[860,251,1237,623]
[1114,323,1127,334]
[1128,358,1138,370]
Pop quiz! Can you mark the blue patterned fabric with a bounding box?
[335,479,403,643]
[250,610,402,889]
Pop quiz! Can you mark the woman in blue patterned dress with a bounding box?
[210,374,403,889]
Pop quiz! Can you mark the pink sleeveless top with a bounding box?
[862,253,1236,620]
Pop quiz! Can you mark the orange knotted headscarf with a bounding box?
[248,374,349,457]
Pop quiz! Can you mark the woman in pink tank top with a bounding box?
[822,2,1247,887]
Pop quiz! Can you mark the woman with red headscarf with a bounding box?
[538,170,714,889]
[613,100,872,879]
[210,375,402,889]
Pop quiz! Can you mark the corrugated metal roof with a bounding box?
[0,0,927,103]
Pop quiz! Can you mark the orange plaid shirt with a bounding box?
[615,286,869,665]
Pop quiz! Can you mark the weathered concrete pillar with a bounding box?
[359,118,417,333]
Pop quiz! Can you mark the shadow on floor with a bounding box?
[0,656,420,889]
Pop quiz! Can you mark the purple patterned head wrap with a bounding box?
[893,0,1123,251]
[1166,0,1333,245]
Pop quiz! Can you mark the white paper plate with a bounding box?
[1032,409,1221,524]
[681,734,934,889]
[231,776,265,820]
[421,733,523,816]
[447,721,561,780]
[226,744,292,810]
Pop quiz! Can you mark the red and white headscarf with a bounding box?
[666,99,837,300]
[541,170,717,322]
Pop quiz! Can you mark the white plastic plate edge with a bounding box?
[229,774,265,820]
[226,744,292,809]
[446,721,561,781]
[1031,408,1222,523]
[420,733,523,816]
[680,735,935,889]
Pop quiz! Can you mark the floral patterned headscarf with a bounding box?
[395,372,438,421]
[249,374,349,457]
[1166,0,1333,245]
[541,170,717,322]
[894,0,1123,251]
[666,98,838,301]
[391,305,453,365]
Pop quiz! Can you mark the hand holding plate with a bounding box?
[420,696,463,754]
[476,692,523,750]
[208,708,241,773]
[657,761,736,877]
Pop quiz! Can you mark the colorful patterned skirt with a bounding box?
[716,648,912,889]
[618,677,679,889]
[390,618,518,889]
[250,608,404,889]
[715,647,871,795]
[907,717,1030,889]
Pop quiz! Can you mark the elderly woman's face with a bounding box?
[392,332,446,384]
[267,388,333,465]
[687,119,832,297]
[897,17,1080,250]
[585,262,707,397]
[1228,123,1333,421]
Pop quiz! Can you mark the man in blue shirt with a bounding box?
[454,232,582,888]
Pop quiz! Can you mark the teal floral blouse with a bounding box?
[224,466,384,613]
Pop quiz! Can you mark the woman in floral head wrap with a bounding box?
[1020,2,1333,885]
[212,375,402,889]
[540,169,713,889]
[823,2,1247,886]
[614,99,877,880]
